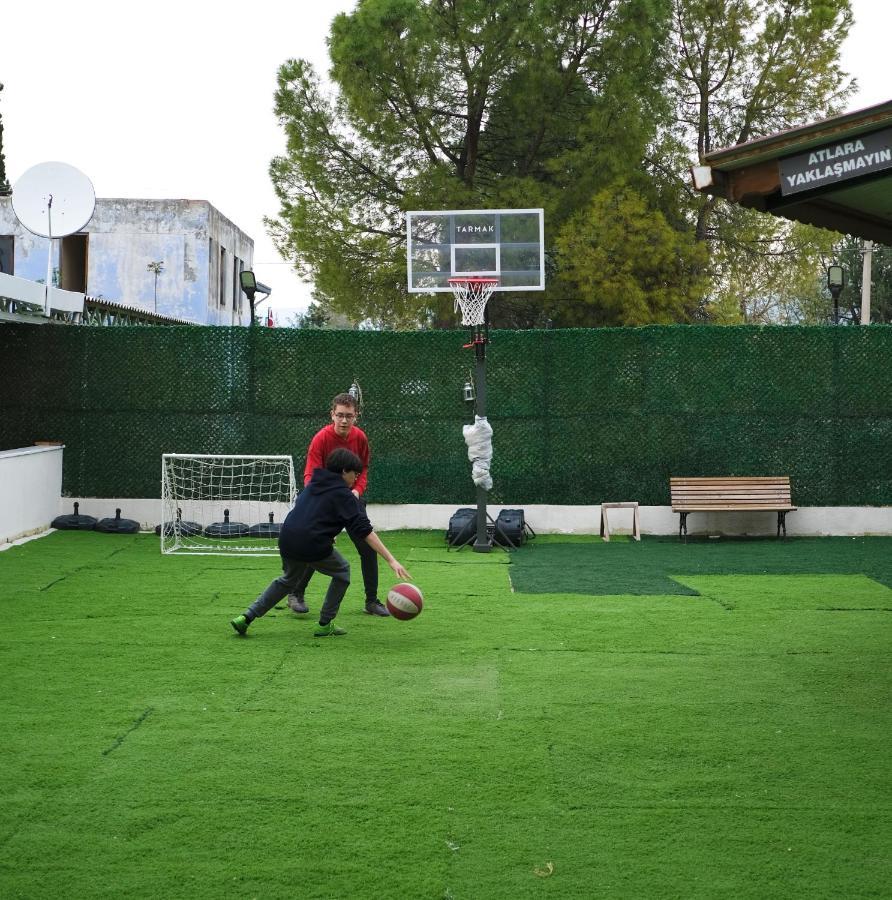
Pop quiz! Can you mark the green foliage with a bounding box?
[667,0,856,321]
[706,209,837,323]
[268,0,859,329]
[284,303,357,329]
[555,182,709,325]
[270,0,677,328]
[671,0,853,156]
[831,237,892,325]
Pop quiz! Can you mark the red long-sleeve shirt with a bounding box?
[303,424,370,496]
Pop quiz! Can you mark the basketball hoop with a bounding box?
[449,277,499,326]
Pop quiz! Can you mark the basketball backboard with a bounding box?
[406,208,544,292]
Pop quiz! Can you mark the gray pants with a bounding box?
[246,550,350,625]
[290,499,378,604]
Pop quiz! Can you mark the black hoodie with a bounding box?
[278,467,373,561]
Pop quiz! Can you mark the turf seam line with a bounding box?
[101,707,154,756]
[816,607,892,612]
[693,587,735,611]
[39,575,68,592]
[237,648,291,712]
[37,544,131,591]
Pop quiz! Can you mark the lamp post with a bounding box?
[239,270,271,325]
[827,264,844,325]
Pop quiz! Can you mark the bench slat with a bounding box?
[673,495,792,502]
[673,487,790,493]
[670,476,794,511]
[672,505,797,511]
[672,488,790,498]
[671,476,789,481]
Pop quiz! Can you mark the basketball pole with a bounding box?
[472,318,492,553]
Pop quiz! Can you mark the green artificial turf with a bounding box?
[0,530,890,899]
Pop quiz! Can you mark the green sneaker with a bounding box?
[314,621,347,637]
[230,614,249,636]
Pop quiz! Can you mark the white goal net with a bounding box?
[160,454,297,555]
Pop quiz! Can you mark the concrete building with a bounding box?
[0,197,253,325]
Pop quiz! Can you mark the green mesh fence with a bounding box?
[1,323,890,506]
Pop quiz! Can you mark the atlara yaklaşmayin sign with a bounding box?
[779,127,892,196]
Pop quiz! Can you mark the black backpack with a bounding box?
[446,507,477,547]
[493,508,528,548]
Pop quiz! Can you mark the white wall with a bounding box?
[0,445,64,544]
[55,498,892,537]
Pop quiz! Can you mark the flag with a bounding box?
[266,308,274,328]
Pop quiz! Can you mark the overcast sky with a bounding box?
[3,0,890,322]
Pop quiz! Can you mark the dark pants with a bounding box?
[290,511,378,604]
[246,550,350,625]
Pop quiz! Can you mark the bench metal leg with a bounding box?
[777,511,787,538]
[679,512,688,542]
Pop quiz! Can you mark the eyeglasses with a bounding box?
[333,413,356,421]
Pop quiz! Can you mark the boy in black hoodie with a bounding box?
[230,448,411,637]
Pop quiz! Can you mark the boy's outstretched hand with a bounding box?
[389,559,411,580]
[364,532,411,581]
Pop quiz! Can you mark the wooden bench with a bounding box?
[670,476,796,539]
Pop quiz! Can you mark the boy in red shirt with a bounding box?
[287,392,389,616]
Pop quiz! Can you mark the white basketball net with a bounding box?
[449,278,499,326]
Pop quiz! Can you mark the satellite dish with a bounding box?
[12,162,96,238]
[11,162,95,316]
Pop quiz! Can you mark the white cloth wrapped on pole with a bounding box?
[462,415,493,491]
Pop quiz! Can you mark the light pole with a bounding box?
[827,264,844,325]
[147,260,164,314]
[239,270,272,326]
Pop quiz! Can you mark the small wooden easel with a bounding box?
[600,502,641,542]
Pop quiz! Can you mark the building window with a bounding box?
[60,234,88,291]
[219,246,227,307]
[0,236,13,275]
[208,238,217,308]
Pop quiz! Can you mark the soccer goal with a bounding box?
[160,454,297,555]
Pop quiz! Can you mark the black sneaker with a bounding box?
[364,600,390,617]
[287,594,309,614]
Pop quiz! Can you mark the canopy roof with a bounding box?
[692,100,892,246]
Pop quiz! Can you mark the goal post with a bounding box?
[160,454,297,555]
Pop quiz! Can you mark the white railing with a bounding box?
[0,271,85,320]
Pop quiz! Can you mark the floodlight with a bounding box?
[240,270,257,299]
[827,264,845,324]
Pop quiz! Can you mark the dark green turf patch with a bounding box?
[509,536,892,596]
